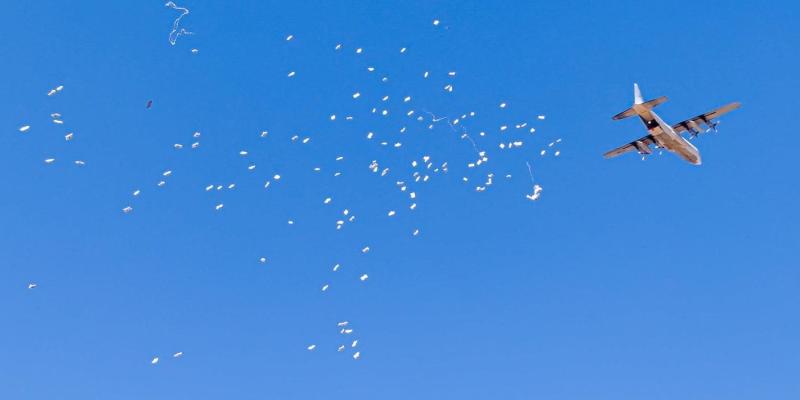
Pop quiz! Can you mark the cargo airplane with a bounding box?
[604,83,740,165]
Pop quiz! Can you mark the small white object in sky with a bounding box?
[151,357,159,365]
[352,340,358,348]
[413,229,420,236]
[287,71,296,77]
[526,184,543,201]
[52,119,64,125]
[540,150,546,156]
[356,48,363,54]
[173,352,183,358]
[173,143,182,149]
[19,125,30,132]
[337,321,349,327]
[360,274,368,281]
[215,203,224,211]
[123,206,133,214]
[333,263,341,272]
[191,48,198,54]
[538,115,546,120]
[321,284,329,292]
[259,257,267,264]
[28,283,37,289]
[307,344,316,351]
[361,246,370,253]
[423,71,429,78]
[353,352,361,360]
[448,71,456,76]
[239,150,248,156]
[352,92,361,99]
[163,170,172,177]
[44,158,55,164]
[324,197,332,204]
[555,150,561,156]
[500,102,507,108]
[433,19,440,26]
[387,210,396,217]
[286,34,294,41]
[133,190,141,196]
[288,220,294,225]
[330,114,336,120]
[338,345,345,352]
[400,47,407,53]
[74,160,85,166]
[335,43,342,50]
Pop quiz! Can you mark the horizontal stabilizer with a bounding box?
[643,96,668,109]
[612,107,637,120]
[611,96,668,120]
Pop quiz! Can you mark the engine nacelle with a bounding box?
[688,120,703,136]
[634,140,652,154]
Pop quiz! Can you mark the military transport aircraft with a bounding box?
[604,83,740,165]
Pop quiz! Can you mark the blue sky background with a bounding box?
[1,1,798,399]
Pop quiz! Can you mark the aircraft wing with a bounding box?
[672,102,741,134]
[603,134,656,159]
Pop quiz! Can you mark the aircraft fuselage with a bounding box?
[636,108,702,165]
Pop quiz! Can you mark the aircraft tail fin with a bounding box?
[612,83,668,120]
[634,83,643,104]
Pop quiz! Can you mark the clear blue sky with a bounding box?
[1,1,798,399]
